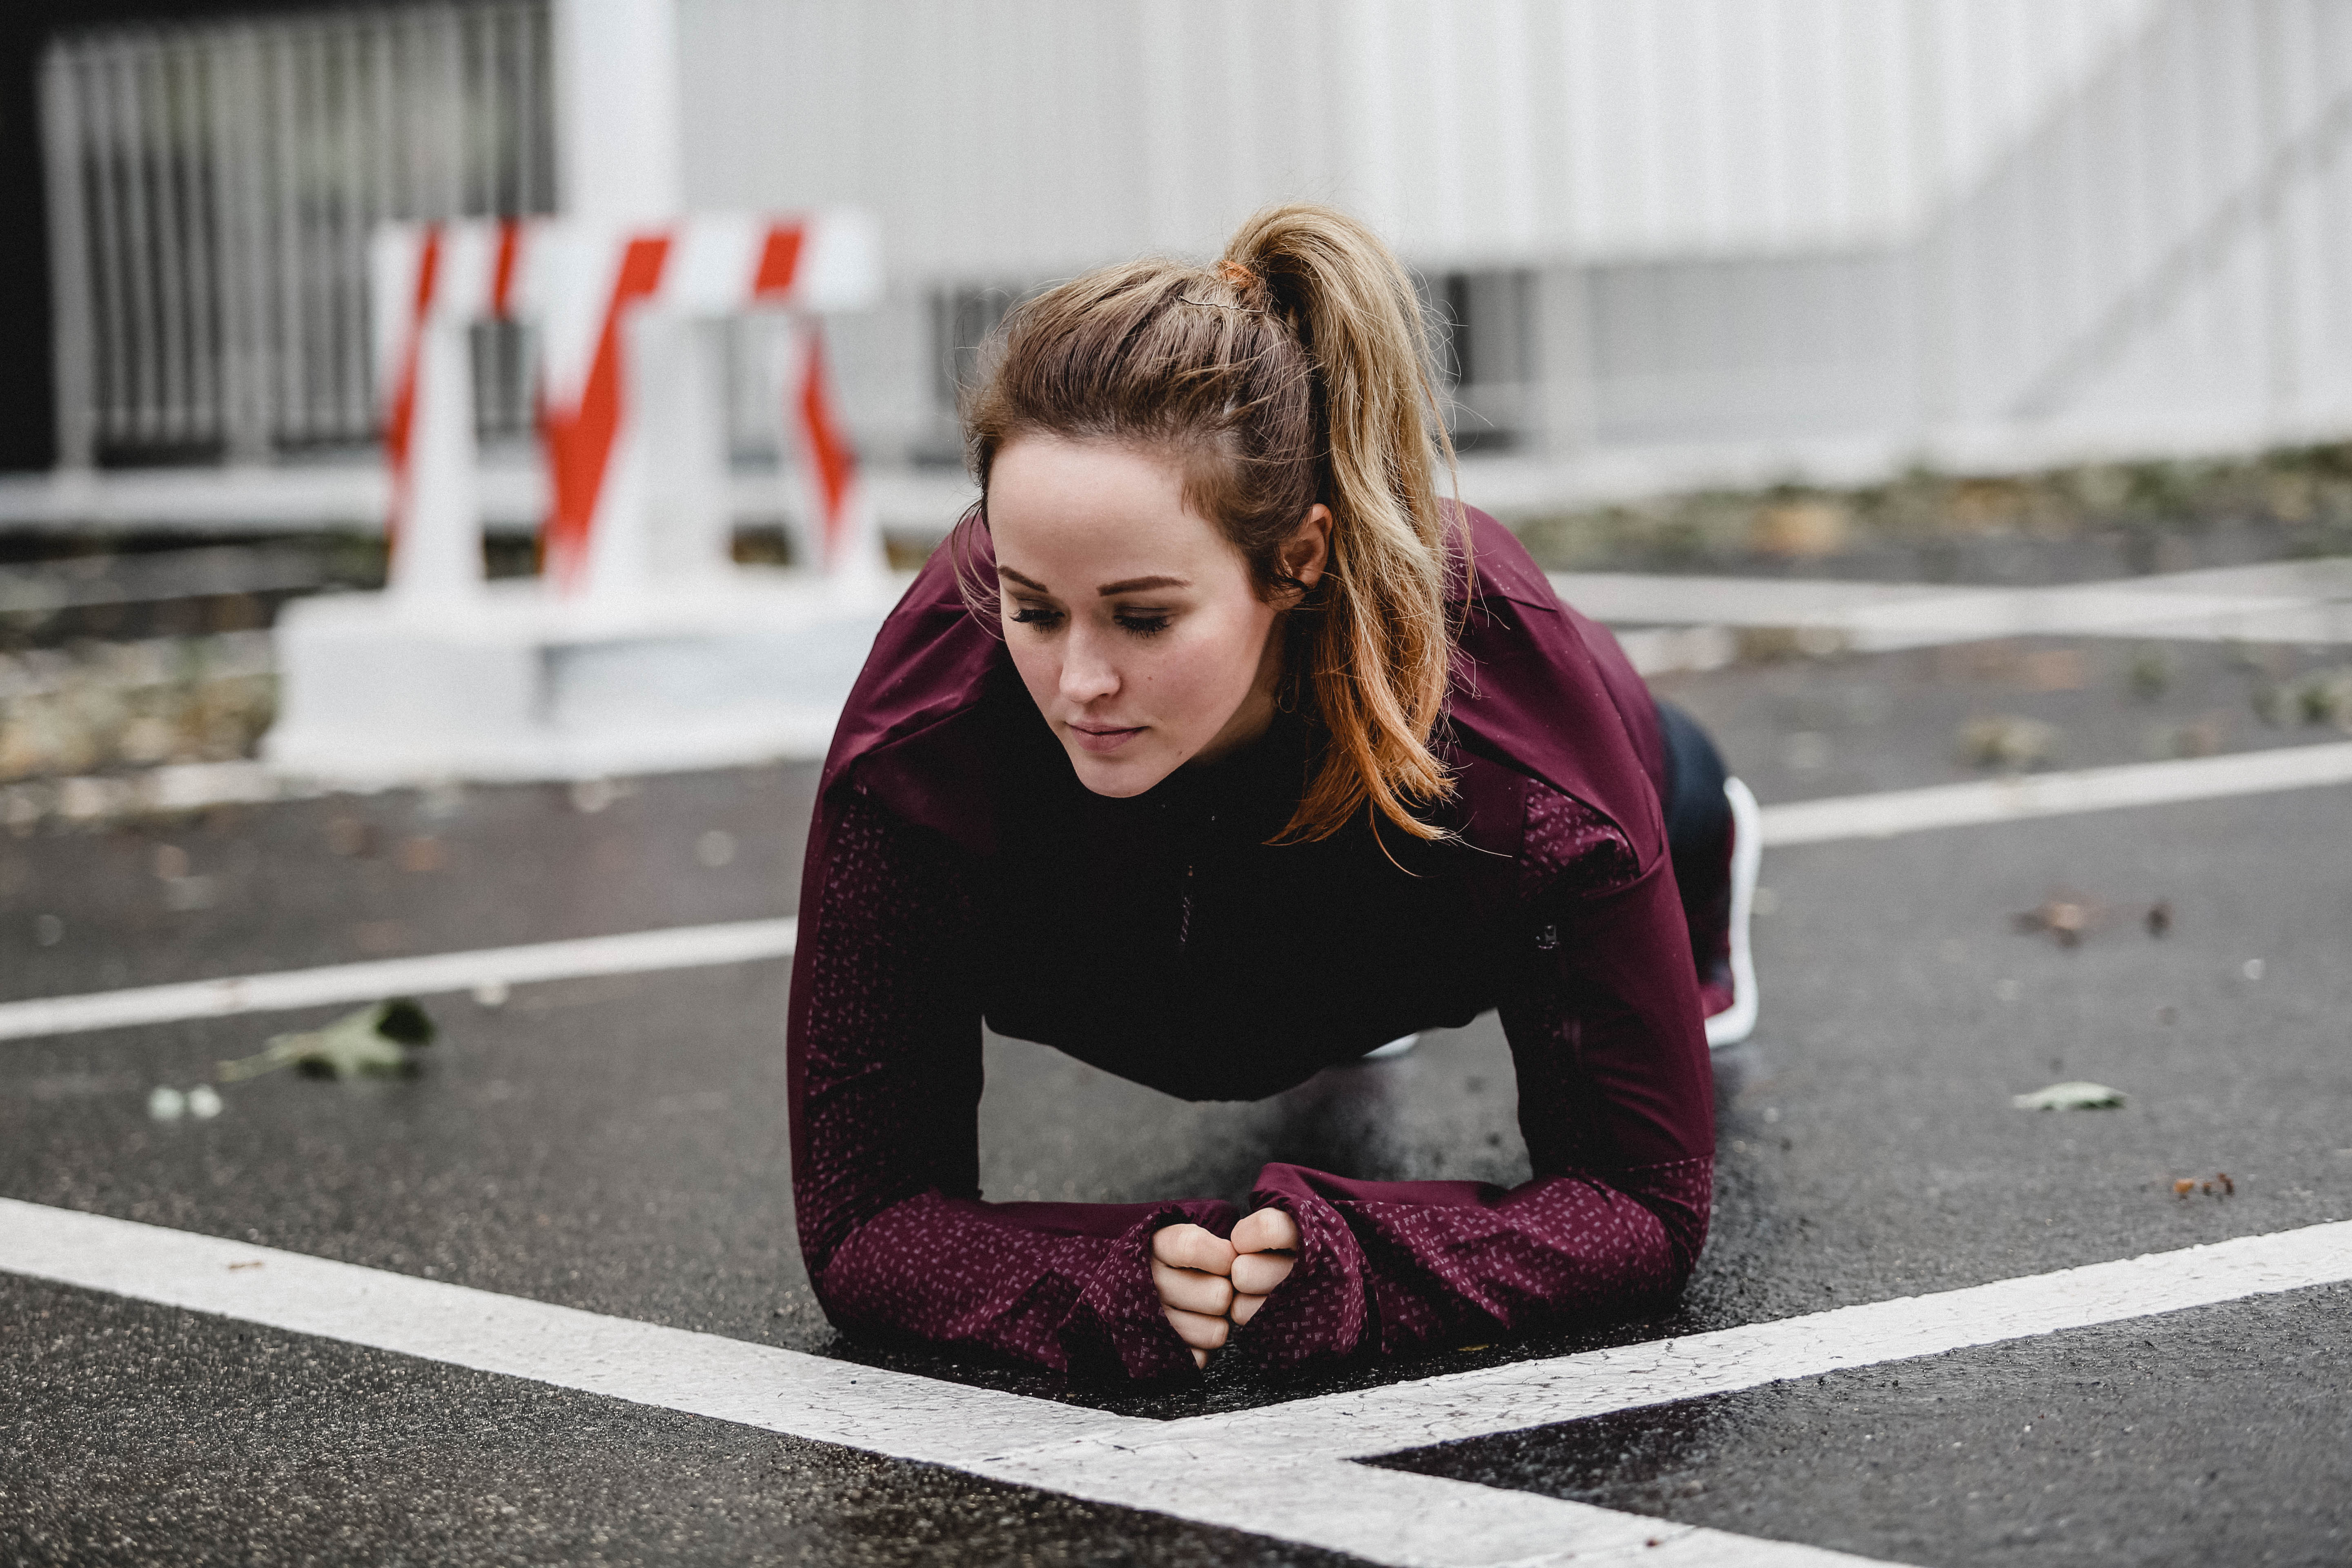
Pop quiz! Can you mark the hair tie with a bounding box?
[1216,258,1260,290]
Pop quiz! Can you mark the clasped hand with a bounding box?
[1150,1209,1299,1368]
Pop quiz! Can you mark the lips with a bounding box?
[1067,722,1145,755]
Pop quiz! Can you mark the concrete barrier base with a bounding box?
[263,570,905,784]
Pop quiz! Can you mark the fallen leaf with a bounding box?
[2011,1080,2127,1111]
[218,999,436,1082]
[2014,892,2104,948]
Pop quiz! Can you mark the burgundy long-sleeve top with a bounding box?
[787,509,1715,1383]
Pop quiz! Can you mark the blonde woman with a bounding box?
[788,205,1757,1381]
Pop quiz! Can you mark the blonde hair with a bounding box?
[959,203,1463,843]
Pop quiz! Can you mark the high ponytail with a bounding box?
[961,203,1464,843]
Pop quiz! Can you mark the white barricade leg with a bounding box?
[775,317,887,588]
[636,311,736,584]
[390,314,486,608]
[573,326,653,605]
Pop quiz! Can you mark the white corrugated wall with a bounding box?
[674,0,2157,274]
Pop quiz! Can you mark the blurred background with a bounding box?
[2,0,2351,787]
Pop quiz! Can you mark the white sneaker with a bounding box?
[1704,777,1762,1049]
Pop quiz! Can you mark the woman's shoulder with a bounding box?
[816,530,1021,855]
[1443,507,1668,869]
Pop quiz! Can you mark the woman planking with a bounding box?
[787,204,1759,1382]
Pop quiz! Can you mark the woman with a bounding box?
[787,205,1757,1383]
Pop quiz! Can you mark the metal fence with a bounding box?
[41,0,554,468]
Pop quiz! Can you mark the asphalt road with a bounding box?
[4,633,2349,1564]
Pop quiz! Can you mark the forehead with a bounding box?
[988,437,1234,581]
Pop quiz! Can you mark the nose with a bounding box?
[1059,626,1120,707]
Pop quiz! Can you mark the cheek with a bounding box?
[1000,619,1057,698]
[1157,606,1271,718]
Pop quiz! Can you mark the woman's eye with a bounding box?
[1116,614,1172,638]
[1009,604,1063,629]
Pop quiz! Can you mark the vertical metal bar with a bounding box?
[115,40,168,447]
[331,16,367,440]
[84,46,132,452]
[269,24,306,443]
[40,45,100,470]
[145,36,192,447]
[441,2,468,218]
[284,20,315,445]
[171,33,223,448]
[213,25,273,463]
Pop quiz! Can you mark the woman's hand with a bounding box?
[1227,1207,1298,1327]
[1150,1223,1235,1368]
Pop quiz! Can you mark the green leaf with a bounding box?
[2011,1080,2127,1111]
[218,999,436,1082]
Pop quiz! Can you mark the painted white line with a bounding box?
[1757,741,2352,846]
[1551,572,1958,628]
[1550,558,2352,650]
[7,1205,2347,1567]
[0,1197,1885,1568]
[9,741,2346,1044]
[0,1196,1118,1464]
[0,918,797,1043]
[1182,1220,2352,1464]
[966,1440,1891,1568]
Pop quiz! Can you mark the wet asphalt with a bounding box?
[4,633,2350,1564]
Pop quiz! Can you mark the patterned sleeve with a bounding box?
[1233,782,1716,1373]
[787,791,1236,1381]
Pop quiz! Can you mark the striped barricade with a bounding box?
[370,211,883,604]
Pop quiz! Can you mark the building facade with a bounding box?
[17,0,2352,524]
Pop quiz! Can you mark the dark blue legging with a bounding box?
[1655,697,1732,976]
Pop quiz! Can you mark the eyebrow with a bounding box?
[998,568,1192,597]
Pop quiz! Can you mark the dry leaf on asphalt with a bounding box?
[2011,1081,2127,1111]
[218,999,436,1082]
[2014,893,2105,947]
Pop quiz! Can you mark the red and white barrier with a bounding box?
[370,220,525,606]
[370,210,882,604]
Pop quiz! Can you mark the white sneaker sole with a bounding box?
[1704,776,1762,1049]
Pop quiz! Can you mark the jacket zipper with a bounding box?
[1177,808,1212,956]
[1177,862,1194,953]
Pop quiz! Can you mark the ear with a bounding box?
[1278,504,1333,599]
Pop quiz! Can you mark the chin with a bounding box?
[1062,743,1177,799]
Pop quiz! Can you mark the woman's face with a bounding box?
[987,435,1325,798]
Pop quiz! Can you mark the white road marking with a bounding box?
[1552,557,2352,651]
[1163,1220,2352,1463]
[1758,740,2352,846]
[6,1198,2348,1567]
[0,1196,1884,1568]
[8,741,2349,1045]
[0,919,797,1043]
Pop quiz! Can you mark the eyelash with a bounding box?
[1009,605,1171,639]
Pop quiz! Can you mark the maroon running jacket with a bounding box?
[786,507,1714,1382]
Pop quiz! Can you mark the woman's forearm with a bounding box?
[812,1189,1233,1379]
[1233,1159,1708,1370]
